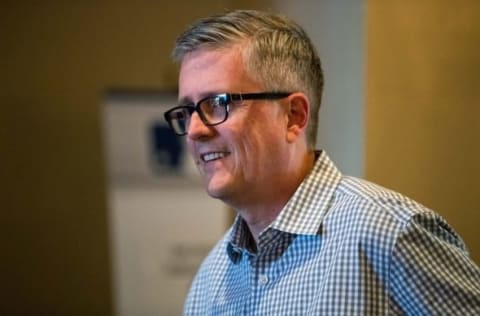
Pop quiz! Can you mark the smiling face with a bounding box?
[178,46,293,208]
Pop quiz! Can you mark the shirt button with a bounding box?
[259,274,269,285]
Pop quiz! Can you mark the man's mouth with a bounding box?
[201,152,228,162]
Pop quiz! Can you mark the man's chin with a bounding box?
[206,186,226,200]
[205,179,230,200]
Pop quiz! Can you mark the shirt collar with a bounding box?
[271,150,342,235]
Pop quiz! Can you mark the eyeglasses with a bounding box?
[164,92,291,136]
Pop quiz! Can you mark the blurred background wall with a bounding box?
[1,1,271,315]
[1,0,479,315]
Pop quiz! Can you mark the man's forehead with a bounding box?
[177,46,253,103]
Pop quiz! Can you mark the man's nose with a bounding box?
[187,112,214,140]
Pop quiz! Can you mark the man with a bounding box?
[164,10,480,315]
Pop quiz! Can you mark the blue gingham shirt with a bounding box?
[184,151,480,315]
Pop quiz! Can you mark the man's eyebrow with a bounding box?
[178,91,224,105]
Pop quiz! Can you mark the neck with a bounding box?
[234,151,316,243]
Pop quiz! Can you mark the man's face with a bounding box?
[178,47,290,207]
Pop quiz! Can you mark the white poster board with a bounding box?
[102,91,227,316]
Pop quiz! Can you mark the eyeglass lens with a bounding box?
[167,95,229,135]
[199,94,228,124]
[169,108,191,135]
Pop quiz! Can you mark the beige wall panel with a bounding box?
[366,0,480,263]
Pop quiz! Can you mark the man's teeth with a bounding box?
[203,152,226,162]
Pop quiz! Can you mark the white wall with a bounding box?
[274,0,365,176]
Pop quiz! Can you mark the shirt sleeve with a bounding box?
[389,212,480,315]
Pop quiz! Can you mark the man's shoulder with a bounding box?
[331,176,435,231]
[322,175,466,259]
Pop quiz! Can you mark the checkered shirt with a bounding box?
[184,151,480,315]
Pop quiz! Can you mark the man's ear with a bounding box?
[286,93,310,143]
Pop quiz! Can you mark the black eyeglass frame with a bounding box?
[164,92,292,136]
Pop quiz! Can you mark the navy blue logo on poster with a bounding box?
[149,122,184,174]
